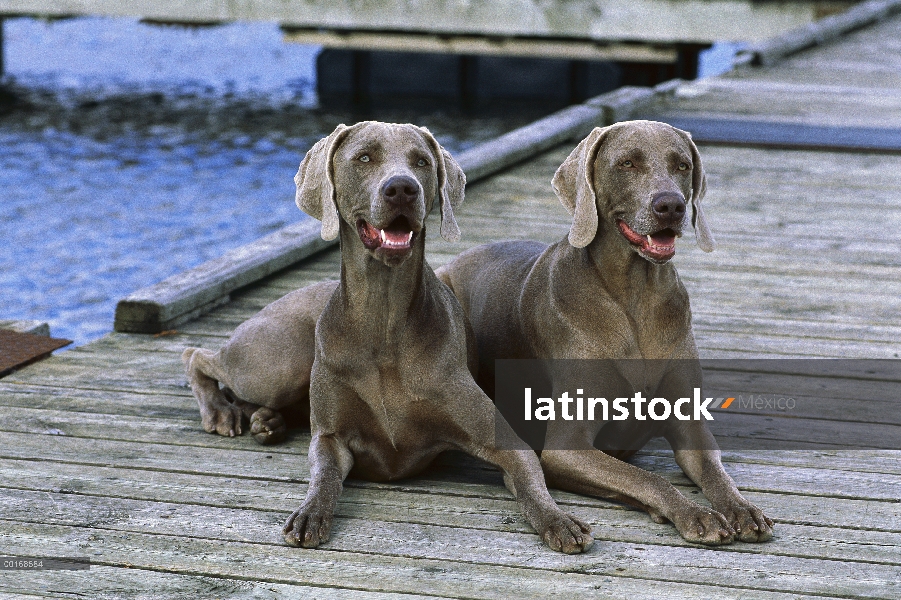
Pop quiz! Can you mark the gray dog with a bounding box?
[183,122,593,553]
[438,120,774,545]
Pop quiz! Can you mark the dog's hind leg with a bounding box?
[182,347,245,437]
[225,389,295,446]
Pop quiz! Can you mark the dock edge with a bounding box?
[734,0,901,67]
[113,82,680,333]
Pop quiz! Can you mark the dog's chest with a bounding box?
[559,293,689,361]
[627,303,692,359]
[331,360,442,436]
[341,369,450,479]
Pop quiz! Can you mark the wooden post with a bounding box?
[458,54,479,112]
[569,60,589,104]
[674,44,710,80]
[351,50,371,110]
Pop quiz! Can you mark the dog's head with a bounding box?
[552,120,715,263]
[294,121,466,266]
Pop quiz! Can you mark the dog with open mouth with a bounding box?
[183,121,593,554]
[437,120,774,546]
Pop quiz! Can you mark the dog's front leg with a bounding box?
[668,422,774,542]
[447,381,594,554]
[486,447,594,553]
[283,433,353,548]
[540,444,736,545]
[658,369,775,543]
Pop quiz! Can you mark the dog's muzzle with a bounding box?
[357,215,417,253]
[617,220,680,263]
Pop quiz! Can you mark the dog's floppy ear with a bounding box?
[673,127,716,252]
[295,123,352,241]
[418,126,466,242]
[552,126,611,248]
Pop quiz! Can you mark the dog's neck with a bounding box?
[337,223,430,338]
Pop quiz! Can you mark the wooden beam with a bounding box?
[0,0,859,44]
[648,115,901,152]
[114,220,332,334]
[283,29,679,63]
[736,0,901,66]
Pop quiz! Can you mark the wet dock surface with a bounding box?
[1,10,900,599]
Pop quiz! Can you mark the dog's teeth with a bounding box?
[405,231,413,243]
[646,235,653,244]
[380,229,387,243]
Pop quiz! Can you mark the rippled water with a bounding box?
[0,17,539,345]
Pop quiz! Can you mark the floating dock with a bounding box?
[2,2,900,597]
[0,0,862,105]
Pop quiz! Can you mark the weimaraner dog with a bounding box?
[183,121,593,553]
[437,120,774,545]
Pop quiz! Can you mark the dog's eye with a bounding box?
[358,154,371,163]
[416,158,428,167]
[678,162,690,171]
[622,160,634,168]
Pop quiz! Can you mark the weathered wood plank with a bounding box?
[2,456,898,537]
[2,382,899,475]
[1,430,898,502]
[2,391,897,454]
[7,361,900,417]
[2,354,189,395]
[5,520,858,600]
[0,566,434,600]
[733,15,901,89]
[693,331,901,359]
[114,219,332,333]
[645,78,901,129]
[0,386,196,419]
[2,488,900,595]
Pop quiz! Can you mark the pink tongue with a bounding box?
[650,232,676,246]
[383,230,410,244]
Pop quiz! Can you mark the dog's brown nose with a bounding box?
[381,175,419,205]
[651,192,686,221]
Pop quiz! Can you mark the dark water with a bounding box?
[0,17,541,345]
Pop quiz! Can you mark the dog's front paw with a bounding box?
[199,400,244,437]
[250,407,287,445]
[538,512,594,554]
[669,505,735,545]
[712,498,774,542]
[283,500,335,549]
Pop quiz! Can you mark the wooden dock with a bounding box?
[0,0,858,44]
[2,6,900,598]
